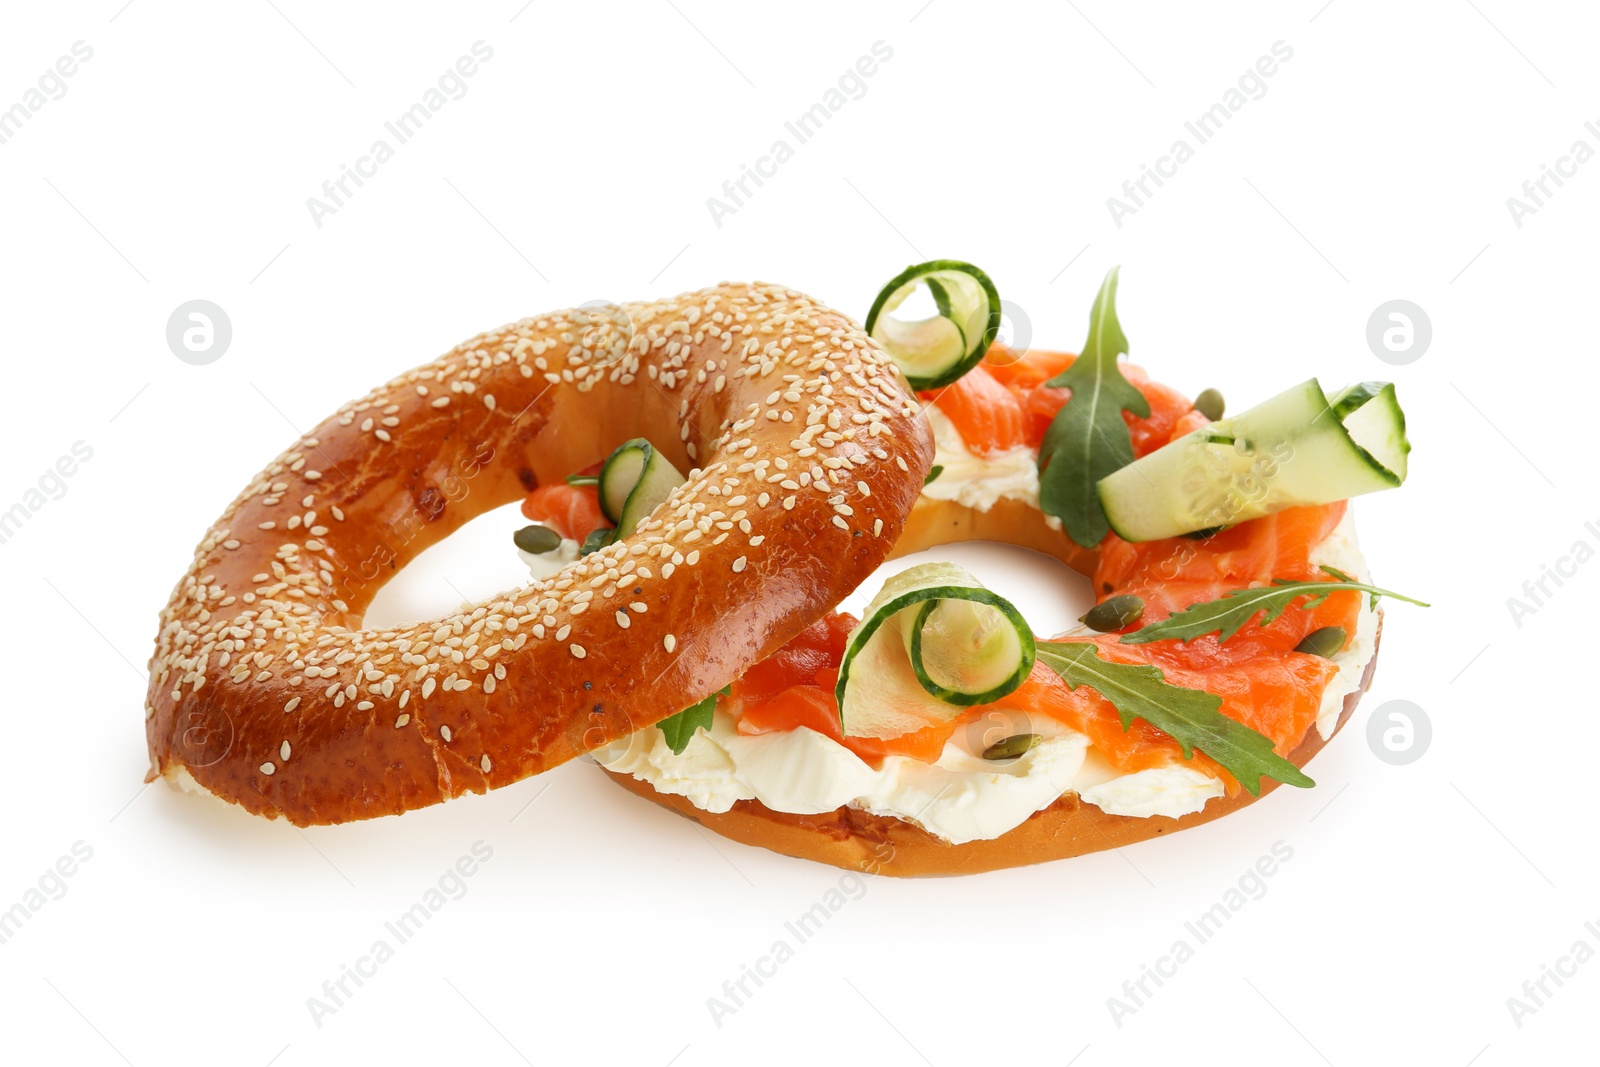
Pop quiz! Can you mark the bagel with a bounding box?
[589,343,1393,876]
[144,283,934,826]
[605,656,1374,877]
[603,496,1381,876]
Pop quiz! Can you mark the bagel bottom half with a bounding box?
[601,497,1382,877]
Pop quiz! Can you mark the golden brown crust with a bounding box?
[606,627,1378,876]
[145,283,933,826]
[604,496,1383,876]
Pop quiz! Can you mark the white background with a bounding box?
[0,1,1592,1064]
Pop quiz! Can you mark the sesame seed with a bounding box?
[284,697,300,714]
[395,714,410,728]
[441,725,452,742]
[664,633,677,653]
[480,755,492,773]
[570,644,586,658]
[732,556,747,572]
[280,741,291,761]
[260,762,275,776]
[832,516,849,531]
[615,611,630,628]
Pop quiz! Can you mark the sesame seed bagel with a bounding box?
[145,282,934,826]
[604,496,1381,876]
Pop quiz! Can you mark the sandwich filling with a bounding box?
[544,343,1401,847]
[593,472,1377,846]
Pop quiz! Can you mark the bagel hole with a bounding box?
[837,541,1097,639]
[363,501,539,630]
[361,504,1096,641]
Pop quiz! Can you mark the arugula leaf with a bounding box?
[923,464,944,486]
[1035,643,1312,795]
[1038,266,1150,548]
[1120,569,1430,645]
[657,693,716,755]
[655,685,732,755]
[1317,565,1381,609]
[580,526,617,556]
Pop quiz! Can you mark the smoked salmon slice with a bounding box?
[919,364,1029,456]
[521,483,606,542]
[938,354,1206,457]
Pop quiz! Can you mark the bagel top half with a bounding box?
[145,282,934,826]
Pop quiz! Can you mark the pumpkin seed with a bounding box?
[513,524,562,555]
[1294,626,1347,658]
[1081,594,1145,632]
[982,733,1041,760]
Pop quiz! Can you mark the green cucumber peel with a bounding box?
[598,437,686,536]
[1097,378,1412,542]
[864,260,1002,391]
[835,562,1034,739]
